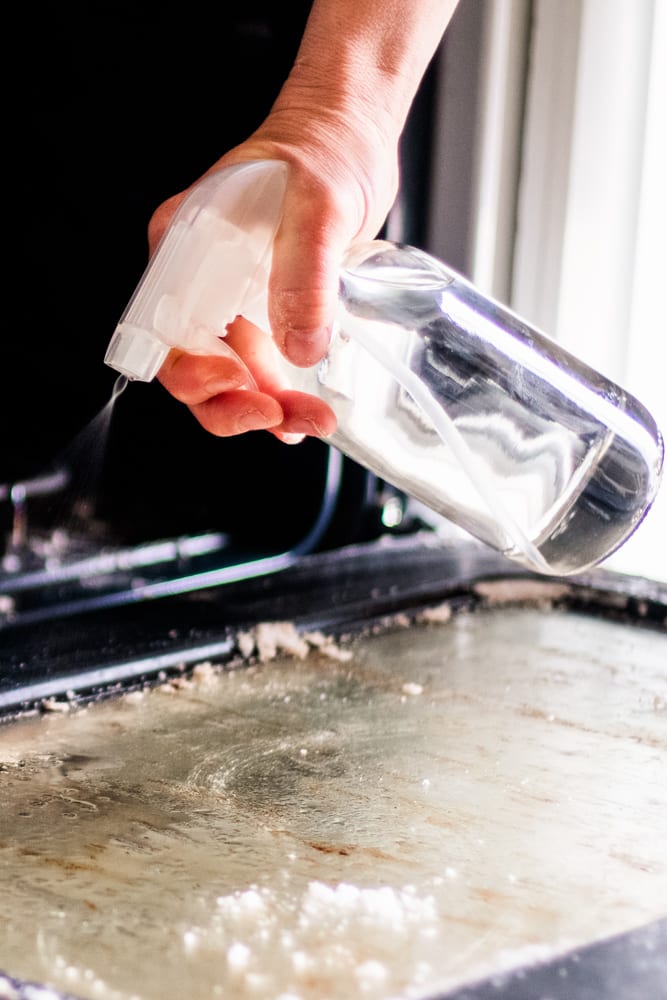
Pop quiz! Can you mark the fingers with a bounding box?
[186,384,335,441]
[223,316,287,397]
[271,390,338,443]
[158,349,251,406]
[225,318,338,440]
[156,321,337,440]
[159,349,284,436]
[190,389,284,437]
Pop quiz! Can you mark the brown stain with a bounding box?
[515,705,666,748]
[472,886,514,905]
[85,841,107,856]
[609,850,656,873]
[308,841,351,856]
[447,912,496,931]
[472,889,559,928]
[523,793,557,805]
[306,840,399,863]
[269,827,406,864]
[15,848,127,880]
[507,789,557,805]
[17,849,100,874]
[423,813,457,830]
[517,705,553,721]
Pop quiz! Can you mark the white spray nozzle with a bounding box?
[105,325,170,382]
[105,160,289,381]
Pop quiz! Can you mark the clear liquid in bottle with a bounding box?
[288,241,664,576]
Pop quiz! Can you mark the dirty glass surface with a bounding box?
[1,605,666,1000]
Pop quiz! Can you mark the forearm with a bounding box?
[276,0,460,141]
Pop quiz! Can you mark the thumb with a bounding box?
[268,180,355,368]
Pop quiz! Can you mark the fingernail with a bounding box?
[204,373,244,395]
[285,328,330,367]
[285,418,330,439]
[236,409,278,433]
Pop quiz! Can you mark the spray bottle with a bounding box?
[105,160,664,576]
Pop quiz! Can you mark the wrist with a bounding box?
[273,46,407,158]
[276,0,458,140]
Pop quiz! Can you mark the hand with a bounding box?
[147,0,458,441]
[148,108,398,442]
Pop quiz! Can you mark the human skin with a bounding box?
[151,0,460,442]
